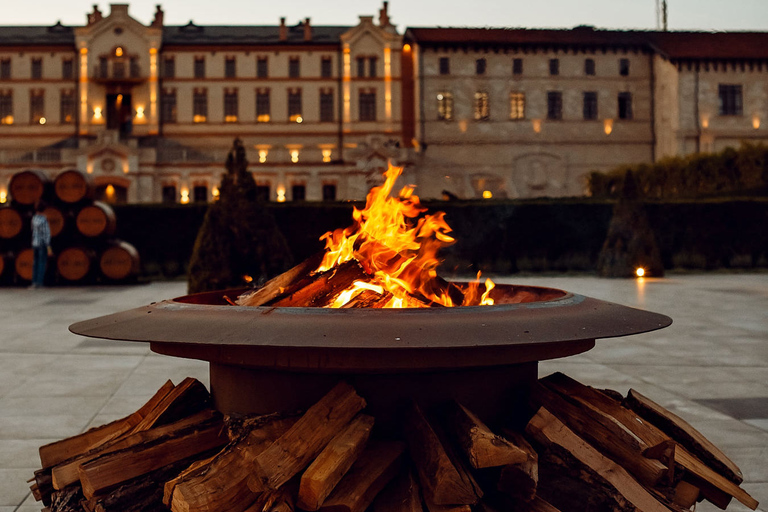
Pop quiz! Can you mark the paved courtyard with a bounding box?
[1,274,766,511]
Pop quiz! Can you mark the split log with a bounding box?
[340,289,393,309]
[624,388,743,484]
[372,470,422,512]
[443,401,530,469]
[50,485,84,512]
[496,429,538,503]
[249,382,367,491]
[245,489,295,512]
[166,415,297,512]
[270,261,370,308]
[671,481,700,509]
[529,381,667,488]
[644,440,758,510]
[52,409,220,490]
[526,407,677,512]
[31,468,54,506]
[78,416,227,499]
[129,377,211,434]
[39,380,174,470]
[319,441,406,512]
[403,402,483,506]
[298,414,375,510]
[237,252,324,307]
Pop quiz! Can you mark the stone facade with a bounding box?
[0,6,766,204]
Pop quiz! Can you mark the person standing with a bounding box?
[30,201,52,288]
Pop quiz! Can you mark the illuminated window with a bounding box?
[161,88,177,123]
[224,89,238,122]
[289,57,300,78]
[288,89,302,121]
[0,90,13,124]
[225,56,236,78]
[583,91,598,120]
[60,89,76,124]
[322,149,332,163]
[619,58,630,76]
[549,59,559,76]
[618,92,633,120]
[0,59,10,79]
[512,58,523,75]
[321,56,333,78]
[256,89,270,122]
[509,92,525,120]
[31,58,43,79]
[257,57,268,78]
[476,58,486,75]
[439,57,450,75]
[437,92,453,121]
[474,91,489,121]
[30,89,45,124]
[193,88,207,122]
[320,89,334,122]
[547,91,562,120]
[718,85,742,116]
[163,57,175,78]
[194,56,205,78]
[585,58,595,76]
[292,184,306,201]
[359,90,376,121]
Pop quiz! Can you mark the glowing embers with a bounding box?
[316,163,495,308]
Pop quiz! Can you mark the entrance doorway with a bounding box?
[106,93,133,136]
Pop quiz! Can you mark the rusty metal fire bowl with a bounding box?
[70,284,671,429]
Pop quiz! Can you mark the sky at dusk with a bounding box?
[2,0,767,32]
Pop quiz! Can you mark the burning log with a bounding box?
[237,252,325,307]
[298,414,375,510]
[404,402,483,506]
[319,440,405,512]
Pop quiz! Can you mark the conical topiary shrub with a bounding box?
[597,170,664,278]
[188,138,293,293]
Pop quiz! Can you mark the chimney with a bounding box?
[379,1,390,27]
[303,18,312,41]
[279,17,287,41]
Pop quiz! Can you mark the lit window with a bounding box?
[30,89,45,124]
[437,92,453,121]
[509,92,525,120]
[0,90,13,124]
[288,89,302,121]
[474,91,489,121]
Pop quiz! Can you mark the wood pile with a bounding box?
[0,168,139,286]
[29,374,758,512]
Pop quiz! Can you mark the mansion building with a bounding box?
[0,3,767,203]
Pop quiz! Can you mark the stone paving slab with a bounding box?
[1,275,766,511]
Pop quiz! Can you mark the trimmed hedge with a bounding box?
[113,198,768,280]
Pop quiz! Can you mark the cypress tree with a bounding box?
[188,138,293,293]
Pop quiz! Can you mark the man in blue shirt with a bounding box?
[31,201,51,288]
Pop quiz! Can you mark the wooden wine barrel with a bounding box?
[43,206,65,238]
[14,248,34,281]
[99,241,140,280]
[0,208,23,239]
[76,201,116,238]
[54,169,93,204]
[9,170,50,206]
[56,247,93,282]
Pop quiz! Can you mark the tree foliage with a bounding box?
[187,138,293,293]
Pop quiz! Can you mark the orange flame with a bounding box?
[318,163,494,308]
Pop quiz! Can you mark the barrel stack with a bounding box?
[0,169,140,285]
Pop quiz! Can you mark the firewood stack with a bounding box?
[29,374,757,512]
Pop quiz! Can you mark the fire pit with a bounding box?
[70,282,671,431]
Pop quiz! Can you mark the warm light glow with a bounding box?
[753,116,761,130]
[322,149,332,163]
[290,115,303,123]
[403,44,411,52]
[243,275,253,283]
[317,163,495,308]
[1,115,13,125]
[277,185,286,202]
[482,190,492,199]
[384,45,392,121]
[212,186,220,200]
[532,119,542,133]
[0,190,6,204]
[180,188,190,204]
[636,267,645,277]
[79,47,88,134]
[115,47,123,57]
[225,115,238,123]
[94,107,102,119]
[39,117,46,125]
[701,116,710,129]
[290,150,299,163]
[105,184,115,199]
[193,114,207,123]
[135,106,145,119]
[257,114,271,122]
[343,45,351,125]
[604,119,613,135]
[259,150,268,163]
